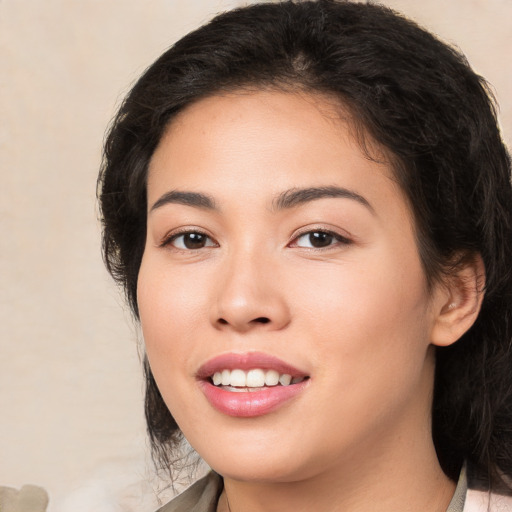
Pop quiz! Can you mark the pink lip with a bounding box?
[196,352,309,418]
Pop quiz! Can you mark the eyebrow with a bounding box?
[150,186,374,214]
[272,186,374,214]
[150,191,217,212]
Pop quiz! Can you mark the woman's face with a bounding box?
[138,91,443,482]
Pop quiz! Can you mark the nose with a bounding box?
[210,250,291,333]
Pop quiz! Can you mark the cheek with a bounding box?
[137,254,208,372]
[296,249,429,329]
[300,269,433,448]
[293,249,433,382]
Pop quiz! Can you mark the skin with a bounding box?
[138,90,481,512]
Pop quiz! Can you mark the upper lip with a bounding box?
[196,352,308,380]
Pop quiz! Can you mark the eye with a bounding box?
[292,230,350,249]
[165,231,217,250]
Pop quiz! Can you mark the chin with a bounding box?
[208,457,308,484]
[189,429,328,484]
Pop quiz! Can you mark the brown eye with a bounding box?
[169,232,216,250]
[307,232,334,248]
[293,230,350,249]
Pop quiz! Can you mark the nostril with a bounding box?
[215,316,271,328]
[253,317,270,324]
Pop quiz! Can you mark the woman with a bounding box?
[98,1,512,511]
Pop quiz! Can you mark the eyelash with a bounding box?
[160,228,351,251]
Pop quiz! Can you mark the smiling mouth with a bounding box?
[198,353,310,416]
[210,368,308,391]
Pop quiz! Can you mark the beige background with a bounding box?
[1,1,510,511]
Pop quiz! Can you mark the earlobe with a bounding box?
[430,254,486,347]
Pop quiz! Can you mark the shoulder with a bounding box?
[464,464,512,512]
[464,489,512,512]
[157,472,223,512]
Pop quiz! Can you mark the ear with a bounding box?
[430,254,485,347]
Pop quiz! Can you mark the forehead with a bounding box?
[147,90,405,217]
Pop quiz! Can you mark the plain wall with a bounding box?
[1,1,510,511]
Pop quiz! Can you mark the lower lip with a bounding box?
[199,380,309,417]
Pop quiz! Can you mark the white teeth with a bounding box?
[279,374,292,386]
[230,369,247,387]
[246,369,265,387]
[264,369,280,386]
[211,369,304,388]
[221,369,231,386]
